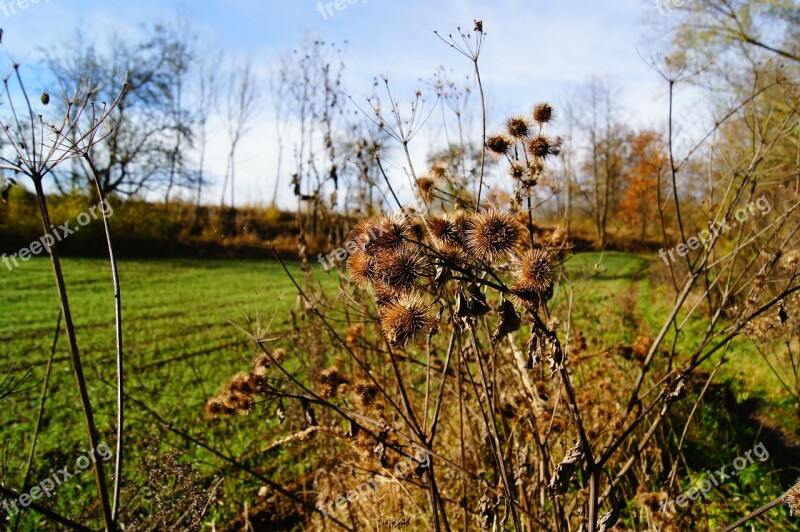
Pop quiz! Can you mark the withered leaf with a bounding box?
[547,440,584,498]
[491,299,521,343]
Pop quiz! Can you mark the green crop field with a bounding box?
[0,257,344,528]
[0,253,794,529]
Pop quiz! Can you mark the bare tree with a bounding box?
[571,78,627,248]
[268,54,291,206]
[195,46,223,207]
[269,36,355,259]
[160,16,197,204]
[220,58,260,208]
[45,25,195,196]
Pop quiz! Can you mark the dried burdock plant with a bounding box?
[206,13,800,532]
[206,348,287,418]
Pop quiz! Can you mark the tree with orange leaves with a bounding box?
[619,130,667,241]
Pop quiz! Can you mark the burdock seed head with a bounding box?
[786,478,800,516]
[376,243,426,293]
[512,250,554,307]
[506,116,531,140]
[369,212,414,253]
[782,250,800,272]
[486,133,513,156]
[351,381,381,410]
[465,210,522,262]
[514,249,554,294]
[533,103,555,125]
[380,293,433,348]
[428,213,462,248]
[417,177,436,202]
[528,135,554,159]
[430,164,448,179]
[348,250,376,289]
[317,366,351,399]
[454,212,478,243]
[508,161,526,181]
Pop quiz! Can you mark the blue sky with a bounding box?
[0,0,689,206]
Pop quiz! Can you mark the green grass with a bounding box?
[0,257,338,529]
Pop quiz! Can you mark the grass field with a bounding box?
[1,253,796,529]
[1,257,342,529]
